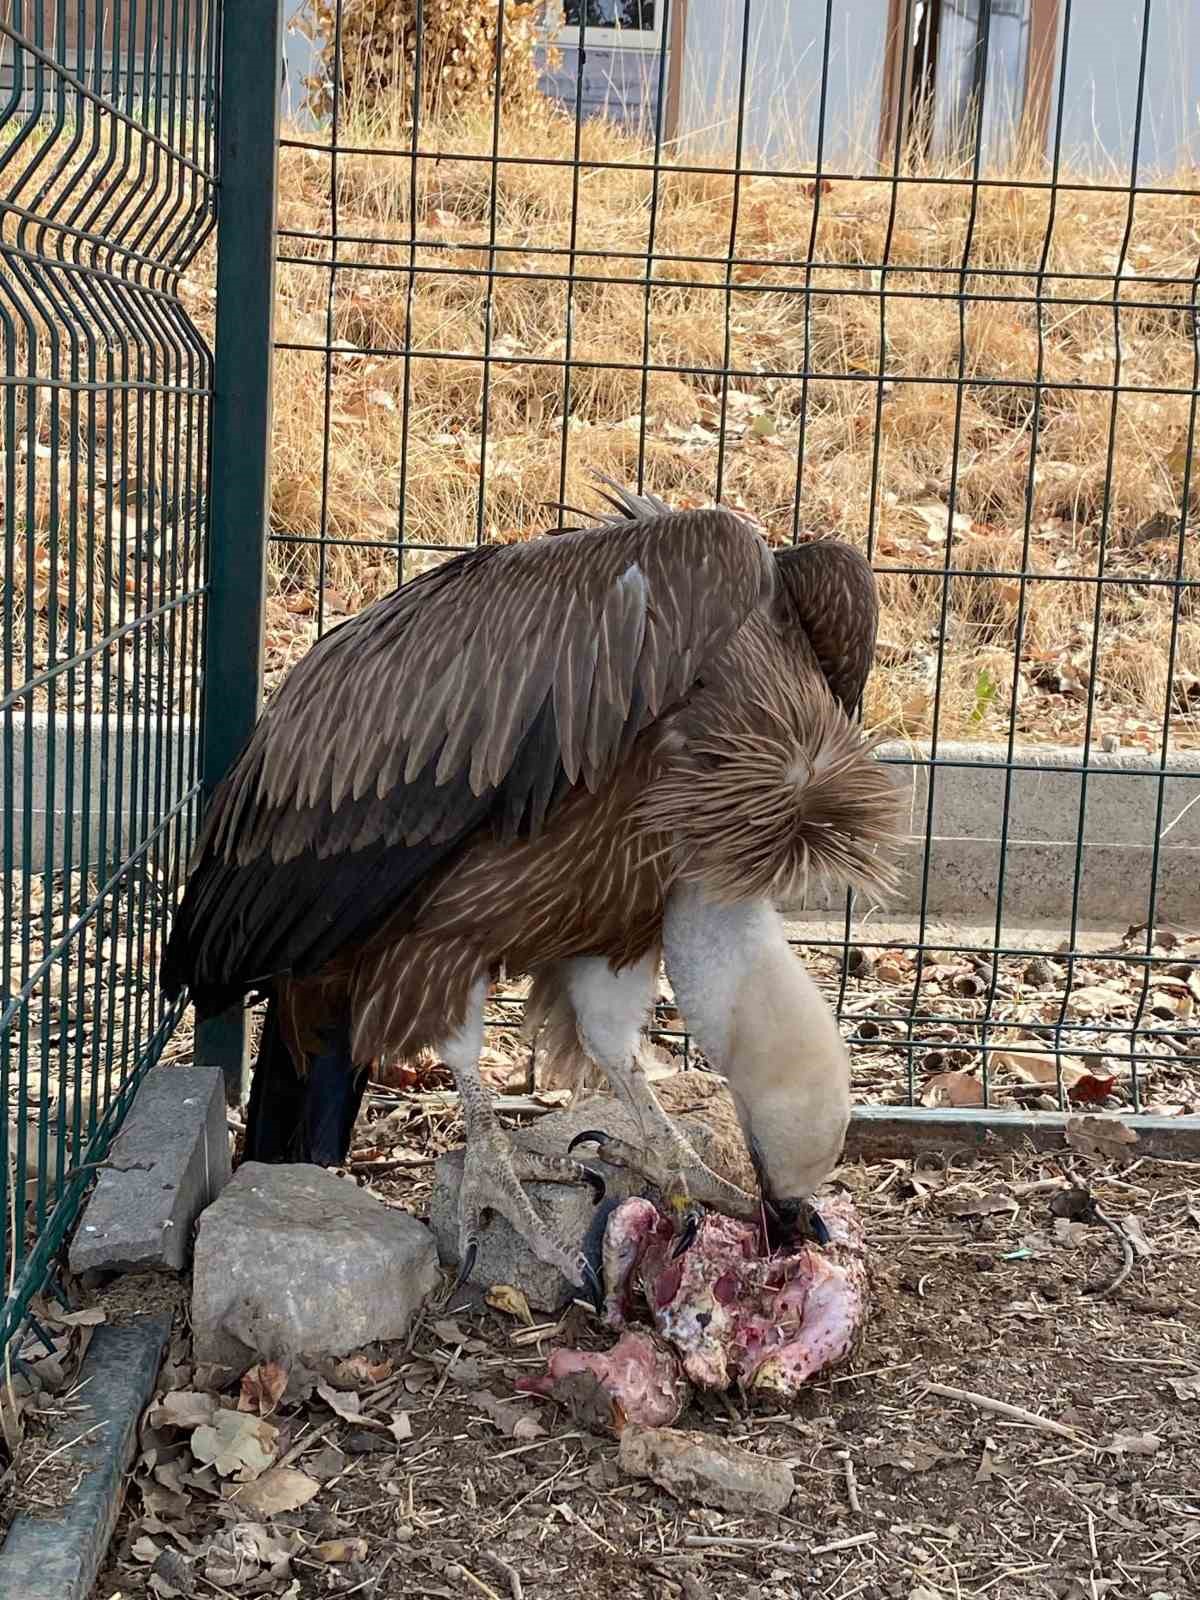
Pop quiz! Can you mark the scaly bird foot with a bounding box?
[453,1128,605,1306]
[567,1128,759,1225]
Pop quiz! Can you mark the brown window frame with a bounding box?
[878,0,1060,167]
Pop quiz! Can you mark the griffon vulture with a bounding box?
[162,483,900,1297]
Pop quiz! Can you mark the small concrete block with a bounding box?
[618,1424,795,1515]
[428,1097,730,1313]
[68,1063,232,1277]
[192,1162,440,1371]
[0,1317,170,1600]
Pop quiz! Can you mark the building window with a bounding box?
[553,1,662,48]
[882,0,1058,165]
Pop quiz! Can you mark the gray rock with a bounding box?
[618,1424,794,1514]
[428,1096,729,1313]
[68,1064,231,1277]
[192,1162,439,1371]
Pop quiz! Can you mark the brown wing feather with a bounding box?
[164,503,773,1012]
[219,508,773,868]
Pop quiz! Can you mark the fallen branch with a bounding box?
[837,1448,862,1514]
[682,1531,876,1558]
[923,1382,1088,1442]
[1085,1205,1136,1298]
[481,1553,524,1600]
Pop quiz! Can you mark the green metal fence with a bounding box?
[1,0,220,1353]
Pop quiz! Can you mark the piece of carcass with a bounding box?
[521,1190,868,1427]
[514,1329,689,1428]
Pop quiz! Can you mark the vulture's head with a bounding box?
[729,971,851,1250]
[662,884,853,1254]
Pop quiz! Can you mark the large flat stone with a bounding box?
[68,1063,231,1277]
[429,1096,736,1313]
[192,1162,440,1371]
[0,1318,170,1600]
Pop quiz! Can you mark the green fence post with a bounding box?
[200,0,283,1106]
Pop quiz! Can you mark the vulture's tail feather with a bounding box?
[244,994,367,1167]
[636,680,905,906]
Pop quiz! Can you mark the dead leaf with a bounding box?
[921,1071,984,1108]
[470,1389,545,1441]
[869,1441,952,1473]
[190,1410,278,1481]
[993,1048,1115,1105]
[1100,1431,1160,1456]
[1120,1215,1153,1258]
[228,1466,321,1517]
[312,1538,369,1563]
[238,1360,289,1416]
[389,1410,413,1443]
[47,1306,106,1327]
[952,1192,1018,1218]
[131,1535,161,1563]
[402,1359,437,1394]
[1065,984,1135,1019]
[315,1381,363,1422]
[206,1522,299,1587]
[485,1284,534,1326]
[147,1390,217,1431]
[1167,1374,1200,1401]
[1066,1115,1139,1161]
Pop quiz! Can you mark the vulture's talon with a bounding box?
[670,1205,704,1259]
[567,1129,758,1226]
[451,1236,479,1300]
[456,1128,598,1291]
[580,1165,607,1204]
[577,1256,605,1314]
[567,1129,611,1157]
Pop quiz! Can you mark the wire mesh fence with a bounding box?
[270,0,1199,1120]
[1,0,219,1352]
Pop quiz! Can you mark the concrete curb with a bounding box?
[845,1105,1200,1162]
[7,714,1200,920]
[0,1317,170,1600]
[69,1063,232,1278]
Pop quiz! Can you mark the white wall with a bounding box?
[677,0,891,167]
[1049,0,1199,175]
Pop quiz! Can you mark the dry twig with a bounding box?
[1086,1204,1137,1298]
[923,1382,1089,1442]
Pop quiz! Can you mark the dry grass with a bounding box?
[252,95,1200,748]
[5,96,1199,747]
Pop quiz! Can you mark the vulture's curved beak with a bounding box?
[765,1196,831,1251]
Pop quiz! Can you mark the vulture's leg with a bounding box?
[443,978,602,1298]
[244,992,369,1166]
[558,955,758,1230]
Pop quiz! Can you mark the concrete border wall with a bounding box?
[6,715,1199,923]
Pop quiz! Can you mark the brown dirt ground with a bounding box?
[61,1089,1200,1600]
